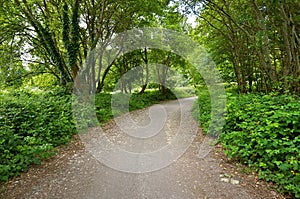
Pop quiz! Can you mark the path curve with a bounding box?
[1,98,282,199]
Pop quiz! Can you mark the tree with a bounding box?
[186,0,300,93]
[2,0,170,91]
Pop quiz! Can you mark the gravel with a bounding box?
[0,97,284,199]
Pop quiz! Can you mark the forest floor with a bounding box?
[1,98,284,199]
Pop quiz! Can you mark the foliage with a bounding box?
[193,85,225,137]
[94,89,180,124]
[0,87,189,183]
[25,74,59,89]
[2,0,171,89]
[194,86,300,197]
[0,40,25,89]
[0,89,75,182]
[129,89,178,110]
[173,87,196,98]
[191,0,300,94]
[192,86,211,134]
[220,93,300,197]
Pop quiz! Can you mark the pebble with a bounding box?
[220,178,230,183]
[220,177,240,185]
[230,179,240,185]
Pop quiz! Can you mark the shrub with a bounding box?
[0,89,75,182]
[220,93,300,197]
[0,88,182,183]
[193,85,226,137]
[193,87,300,197]
[193,86,211,134]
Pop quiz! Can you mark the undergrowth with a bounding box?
[0,88,75,182]
[194,86,300,198]
[0,87,189,183]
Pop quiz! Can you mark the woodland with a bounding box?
[0,0,299,197]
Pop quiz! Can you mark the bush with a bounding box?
[0,88,182,183]
[94,90,177,124]
[193,87,300,197]
[193,85,226,137]
[220,93,300,197]
[193,86,211,134]
[0,89,76,182]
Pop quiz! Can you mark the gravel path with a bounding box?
[1,97,283,199]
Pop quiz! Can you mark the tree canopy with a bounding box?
[188,0,300,93]
[0,0,299,93]
[1,1,300,197]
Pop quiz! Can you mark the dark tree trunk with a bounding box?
[139,47,148,94]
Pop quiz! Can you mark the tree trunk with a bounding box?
[139,47,148,94]
[251,0,276,90]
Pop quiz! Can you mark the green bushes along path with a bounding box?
[0,88,190,183]
[194,87,300,197]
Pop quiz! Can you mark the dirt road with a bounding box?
[1,98,282,198]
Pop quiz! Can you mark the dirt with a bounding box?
[0,98,285,199]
